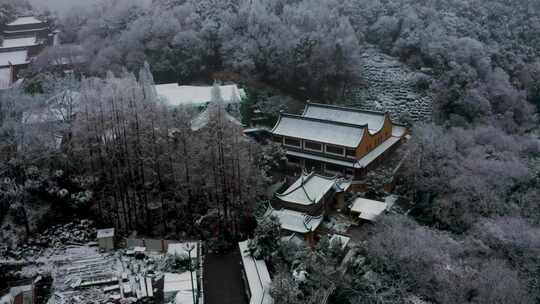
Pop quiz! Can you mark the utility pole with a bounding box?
[185,243,196,304]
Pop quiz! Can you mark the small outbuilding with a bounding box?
[96,228,115,251]
[350,197,388,221]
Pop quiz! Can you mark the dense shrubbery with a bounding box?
[362,215,537,304]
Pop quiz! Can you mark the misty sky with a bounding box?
[28,0,151,15]
[28,0,98,14]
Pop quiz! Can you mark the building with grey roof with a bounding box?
[271,102,408,179]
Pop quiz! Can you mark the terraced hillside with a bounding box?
[347,46,433,123]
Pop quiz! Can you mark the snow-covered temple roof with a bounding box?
[303,102,387,134]
[271,114,365,148]
[6,16,44,26]
[0,50,28,66]
[238,241,273,304]
[155,84,246,107]
[350,197,388,221]
[1,36,38,49]
[266,207,323,234]
[276,171,337,206]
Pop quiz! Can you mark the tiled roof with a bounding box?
[271,114,366,148]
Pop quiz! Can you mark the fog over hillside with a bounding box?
[28,0,151,15]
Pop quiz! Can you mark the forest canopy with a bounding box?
[0,0,539,303]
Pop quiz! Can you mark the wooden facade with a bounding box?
[271,103,408,179]
[355,115,393,159]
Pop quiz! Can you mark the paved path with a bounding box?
[204,251,248,304]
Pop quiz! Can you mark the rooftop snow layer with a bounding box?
[350,197,387,221]
[356,136,401,168]
[266,207,323,233]
[1,36,37,48]
[155,84,246,106]
[272,114,365,148]
[303,103,386,134]
[0,50,28,66]
[276,171,336,206]
[7,16,44,26]
[238,241,273,304]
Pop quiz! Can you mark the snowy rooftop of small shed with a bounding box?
[238,241,273,304]
[266,207,323,234]
[350,198,387,221]
[0,50,28,66]
[155,84,246,107]
[167,242,198,259]
[303,102,386,134]
[1,36,37,49]
[276,171,336,206]
[7,16,44,26]
[96,228,115,238]
[271,114,365,148]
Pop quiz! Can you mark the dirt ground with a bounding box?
[203,251,248,304]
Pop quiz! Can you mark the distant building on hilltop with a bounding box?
[0,15,57,89]
[271,102,408,179]
[154,83,246,108]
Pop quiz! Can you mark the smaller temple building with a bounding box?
[266,171,350,245]
[271,102,408,179]
[0,15,57,89]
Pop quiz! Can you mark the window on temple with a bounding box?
[326,145,344,155]
[346,149,356,158]
[304,141,322,151]
[284,137,301,147]
[272,135,283,144]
